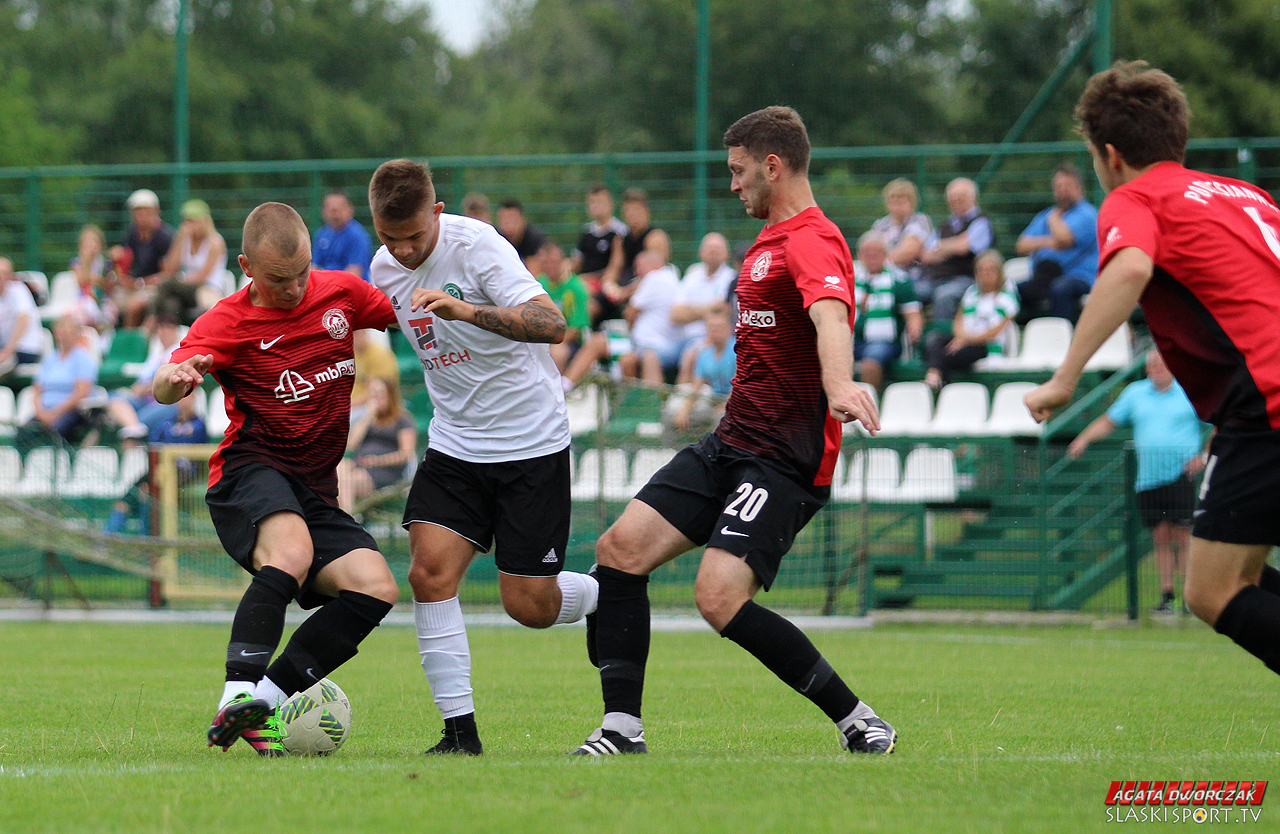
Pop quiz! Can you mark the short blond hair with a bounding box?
[882,178,919,210]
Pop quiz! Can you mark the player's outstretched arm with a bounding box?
[411,289,566,344]
[810,297,880,434]
[153,355,214,404]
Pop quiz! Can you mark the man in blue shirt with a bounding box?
[1015,162,1099,321]
[1067,349,1209,613]
[313,191,373,280]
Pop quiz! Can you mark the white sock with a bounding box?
[414,597,475,719]
[253,676,289,710]
[602,711,643,738]
[836,700,877,733]
[553,570,599,625]
[219,680,253,710]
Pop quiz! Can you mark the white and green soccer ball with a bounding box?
[278,678,351,756]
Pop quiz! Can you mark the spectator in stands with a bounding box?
[150,388,208,444]
[536,239,591,373]
[154,199,229,324]
[23,313,99,443]
[571,183,628,318]
[313,190,373,280]
[923,249,1018,389]
[110,189,175,327]
[667,307,735,431]
[871,178,932,279]
[496,198,547,272]
[107,314,183,443]
[918,177,994,321]
[350,329,399,417]
[69,224,119,333]
[0,256,46,375]
[1066,349,1208,614]
[671,232,736,382]
[1015,162,1099,322]
[461,192,491,225]
[854,231,923,391]
[104,389,205,535]
[620,249,684,385]
[337,376,416,514]
[598,188,664,324]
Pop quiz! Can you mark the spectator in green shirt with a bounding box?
[854,231,923,391]
[536,239,591,372]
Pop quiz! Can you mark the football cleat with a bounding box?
[241,712,287,757]
[207,694,271,751]
[424,727,483,756]
[585,564,599,668]
[570,727,648,756]
[841,716,897,755]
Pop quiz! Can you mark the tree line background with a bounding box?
[2,0,1280,169]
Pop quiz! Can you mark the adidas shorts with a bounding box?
[1193,428,1280,545]
[634,433,829,591]
[402,446,571,577]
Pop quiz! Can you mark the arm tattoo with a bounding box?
[471,300,566,344]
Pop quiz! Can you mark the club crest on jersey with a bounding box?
[443,283,464,300]
[750,251,773,282]
[322,308,350,340]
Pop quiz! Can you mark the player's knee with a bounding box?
[407,560,458,601]
[501,587,558,629]
[361,573,400,606]
[694,580,744,632]
[1183,580,1225,625]
[257,550,311,586]
[596,527,643,573]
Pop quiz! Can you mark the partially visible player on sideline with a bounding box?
[154,202,400,756]
[366,159,599,756]
[1026,61,1280,679]
[571,107,892,757]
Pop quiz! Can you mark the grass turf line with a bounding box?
[0,621,1274,834]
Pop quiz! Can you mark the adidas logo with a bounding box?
[542,548,558,563]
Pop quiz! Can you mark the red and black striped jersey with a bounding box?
[1098,162,1280,431]
[715,206,856,488]
[169,270,397,502]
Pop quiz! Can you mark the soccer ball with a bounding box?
[278,678,352,756]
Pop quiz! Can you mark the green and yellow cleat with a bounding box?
[242,712,288,757]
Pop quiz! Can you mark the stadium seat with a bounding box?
[1084,322,1133,371]
[1002,256,1031,287]
[1014,317,1072,370]
[624,447,677,497]
[0,447,21,495]
[16,447,71,497]
[17,271,47,306]
[565,384,607,436]
[896,447,959,502]
[571,447,629,501]
[832,448,900,503]
[0,386,16,437]
[64,446,119,497]
[598,448,634,501]
[117,446,149,494]
[920,382,989,436]
[842,382,880,435]
[14,386,35,425]
[40,271,80,320]
[206,388,230,438]
[100,328,150,385]
[877,382,933,436]
[984,382,1042,436]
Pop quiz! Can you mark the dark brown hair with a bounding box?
[242,202,308,261]
[621,188,648,207]
[368,159,437,222]
[1075,61,1189,167]
[723,106,810,174]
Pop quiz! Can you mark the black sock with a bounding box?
[264,590,393,697]
[1214,585,1280,676]
[225,566,298,683]
[444,712,479,741]
[1161,590,1175,604]
[595,565,650,720]
[720,600,860,723]
[1259,565,1280,597]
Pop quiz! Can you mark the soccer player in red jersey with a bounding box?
[1027,62,1280,678]
[571,107,894,756]
[154,203,400,755]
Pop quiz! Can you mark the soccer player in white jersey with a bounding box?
[367,159,598,755]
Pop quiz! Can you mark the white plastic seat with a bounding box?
[1002,256,1031,287]
[877,382,933,436]
[842,382,880,435]
[64,446,119,497]
[17,448,71,497]
[896,447,959,502]
[42,271,80,317]
[116,446,149,495]
[1084,322,1133,371]
[206,388,230,438]
[598,448,634,501]
[624,447,677,497]
[0,447,21,495]
[565,384,607,436]
[14,386,36,425]
[0,386,16,437]
[832,448,901,503]
[920,382,989,436]
[571,448,629,501]
[1015,317,1073,370]
[984,382,1043,436]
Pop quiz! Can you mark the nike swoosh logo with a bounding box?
[720,527,749,537]
[259,335,283,350]
[305,668,318,680]
[240,650,269,657]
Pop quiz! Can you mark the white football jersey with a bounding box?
[369,213,570,463]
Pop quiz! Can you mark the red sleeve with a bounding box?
[342,271,397,330]
[788,227,855,320]
[1097,188,1160,272]
[168,303,238,371]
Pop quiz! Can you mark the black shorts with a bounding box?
[1193,429,1280,545]
[402,446,571,577]
[634,433,828,591]
[206,463,380,609]
[1136,474,1196,528]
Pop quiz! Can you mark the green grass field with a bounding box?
[0,619,1275,834]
